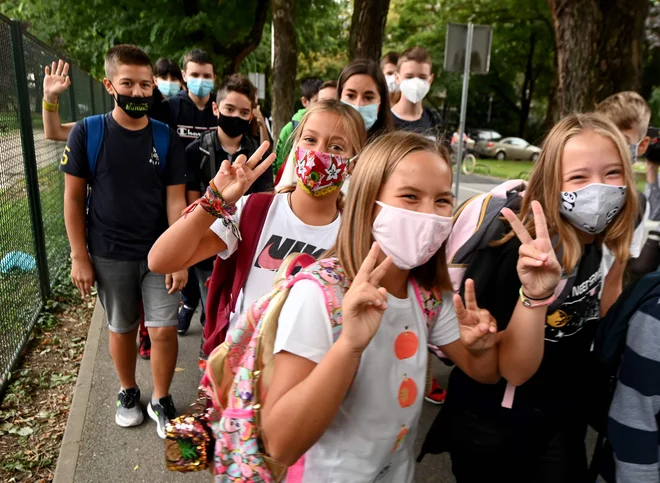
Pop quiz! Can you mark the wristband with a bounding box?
[519,287,555,308]
[42,98,59,112]
[182,180,242,241]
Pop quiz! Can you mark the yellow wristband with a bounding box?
[42,98,59,112]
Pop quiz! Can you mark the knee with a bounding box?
[148,326,177,344]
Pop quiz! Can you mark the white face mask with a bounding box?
[559,183,627,234]
[385,74,399,93]
[399,77,430,104]
[372,201,452,270]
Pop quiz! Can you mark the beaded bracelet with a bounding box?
[182,180,242,241]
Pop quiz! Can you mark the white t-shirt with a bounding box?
[274,280,460,483]
[209,193,341,330]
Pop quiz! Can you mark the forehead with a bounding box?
[343,74,378,93]
[562,130,622,172]
[220,91,252,110]
[301,111,347,138]
[113,64,153,82]
[387,150,452,191]
[399,60,432,75]
[317,87,337,100]
[185,61,214,75]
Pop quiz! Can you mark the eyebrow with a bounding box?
[345,88,377,96]
[119,77,151,83]
[565,162,622,175]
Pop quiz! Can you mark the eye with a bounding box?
[568,175,585,182]
[329,144,344,152]
[437,197,452,205]
[607,169,622,176]
[346,93,355,100]
[302,136,316,144]
[365,96,374,102]
[226,107,234,113]
[401,194,418,200]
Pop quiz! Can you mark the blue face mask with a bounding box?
[341,100,379,131]
[157,80,181,98]
[187,78,214,98]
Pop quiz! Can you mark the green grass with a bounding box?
[473,159,534,180]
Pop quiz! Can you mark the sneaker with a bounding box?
[148,395,177,439]
[177,305,195,335]
[138,331,151,360]
[200,310,206,327]
[115,388,144,427]
[424,379,447,405]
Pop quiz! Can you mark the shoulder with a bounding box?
[627,300,660,358]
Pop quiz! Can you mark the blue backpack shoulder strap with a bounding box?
[83,114,105,178]
[150,118,170,173]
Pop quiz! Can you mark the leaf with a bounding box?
[17,426,34,436]
[134,464,139,471]
[174,367,185,373]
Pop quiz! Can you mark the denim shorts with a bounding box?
[92,256,179,333]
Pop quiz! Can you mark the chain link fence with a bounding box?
[0,14,111,393]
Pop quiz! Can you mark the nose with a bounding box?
[419,199,436,215]
[309,139,327,152]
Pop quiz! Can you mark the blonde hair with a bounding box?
[499,113,638,274]
[595,91,651,139]
[326,131,453,292]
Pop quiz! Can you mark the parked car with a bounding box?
[468,128,502,142]
[477,137,541,161]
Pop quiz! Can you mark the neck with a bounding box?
[217,128,242,153]
[289,187,339,226]
[378,255,409,299]
[112,107,148,130]
[392,97,423,119]
[189,92,209,110]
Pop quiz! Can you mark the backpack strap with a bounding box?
[83,114,105,178]
[199,130,217,179]
[151,118,170,173]
[202,193,276,355]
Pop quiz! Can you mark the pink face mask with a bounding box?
[295,147,350,197]
[372,201,452,270]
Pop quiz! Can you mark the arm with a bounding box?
[63,174,95,297]
[43,60,75,141]
[600,258,625,317]
[166,184,187,225]
[441,339,499,384]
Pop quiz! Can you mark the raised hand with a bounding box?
[340,243,393,354]
[212,141,276,205]
[501,200,561,299]
[455,279,497,352]
[44,60,71,102]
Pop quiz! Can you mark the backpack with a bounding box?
[202,193,276,358]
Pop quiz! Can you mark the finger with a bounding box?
[453,293,468,322]
[45,65,50,76]
[531,201,550,241]
[233,167,249,192]
[65,76,71,87]
[51,61,57,74]
[354,242,380,284]
[233,154,248,168]
[463,278,479,312]
[56,59,64,76]
[248,153,276,179]
[519,244,549,263]
[368,255,393,286]
[218,159,232,176]
[165,274,172,289]
[62,62,70,76]
[245,141,271,170]
[351,288,388,310]
[501,208,533,245]
[518,256,547,268]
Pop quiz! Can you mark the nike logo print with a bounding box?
[256,243,283,271]
[254,235,327,271]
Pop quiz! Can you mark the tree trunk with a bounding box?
[349,0,391,61]
[548,0,649,116]
[544,54,560,131]
[271,0,298,142]
[519,32,537,138]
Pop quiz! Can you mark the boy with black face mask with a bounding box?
[183,74,274,333]
[59,45,187,438]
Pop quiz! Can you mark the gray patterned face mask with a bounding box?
[559,183,627,234]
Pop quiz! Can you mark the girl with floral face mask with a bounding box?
[148,100,366,349]
[253,131,545,483]
[422,113,638,483]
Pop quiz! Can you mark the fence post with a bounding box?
[68,61,77,122]
[89,76,96,114]
[9,20,50,300]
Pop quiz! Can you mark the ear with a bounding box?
[429,73,435,85]
[395,72,401,85]
[103,78,115,96]
[639,136,651,156]
[181,71,188,83]
[212,101,219,117]
[301,96,309,108]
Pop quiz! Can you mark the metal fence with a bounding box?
[0,14,111,393]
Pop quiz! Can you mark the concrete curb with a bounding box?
[53,300,104,483]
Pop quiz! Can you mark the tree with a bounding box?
[548,0,649,115]
[271,0,298,141]
[349,0,391,61]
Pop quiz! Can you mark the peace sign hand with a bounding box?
[340,243,393,355]
[212,141,276,205]
[44,60,71,102]
[456,279,498,352]
[501,200,562,299]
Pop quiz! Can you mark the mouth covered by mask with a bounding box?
[110,82,153,119]
[400,77,430,104]
[385,75,399,93]
[341,100,379,131]
[157,80,181,98]
[559,183,627,234]
[218,113,251,138]
[187,78,214,97]
[372,201,452,270]
[295,147,350,197]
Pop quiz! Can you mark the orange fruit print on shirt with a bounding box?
[398,375,417,408]
[394,327,418,360]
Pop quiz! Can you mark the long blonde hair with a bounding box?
[326,130,453,292]
[499,113,638,273]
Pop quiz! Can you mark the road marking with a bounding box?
[459,185,488,195]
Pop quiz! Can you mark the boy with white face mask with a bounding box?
[391,47,439,138]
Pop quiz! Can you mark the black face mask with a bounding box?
[218,113,251,138]
[110,83,153,119]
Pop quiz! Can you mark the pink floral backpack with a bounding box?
[166,254,443,482]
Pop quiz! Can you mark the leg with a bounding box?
[148,326,178,399]
[177,267,199,335]
[537,420,588,483]
[110,328,139,389]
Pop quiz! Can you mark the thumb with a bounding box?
[165,274,172,289]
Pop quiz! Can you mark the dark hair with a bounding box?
[320,80,338,91]
[154,57,183,83]
[337,58,394,138]
[381,51,399,68]
[104,45,151,79]
[398,46,432,69]
[646,126,660,165]
[182,49,213,71]
[216,74,257,108]
[300,77,323,101]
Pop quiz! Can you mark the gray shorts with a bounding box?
[92,256,179,333]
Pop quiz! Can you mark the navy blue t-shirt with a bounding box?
[59,112,186,261]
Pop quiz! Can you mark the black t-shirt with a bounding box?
[149,89,172,125]
[167,90,218,149]
[59,113,186,261]
[449,238,603,415]
[392,108,435,136]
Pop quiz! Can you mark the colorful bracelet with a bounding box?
[182,180,242,240]
[42,98,59,112]
[519,286,555,308]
